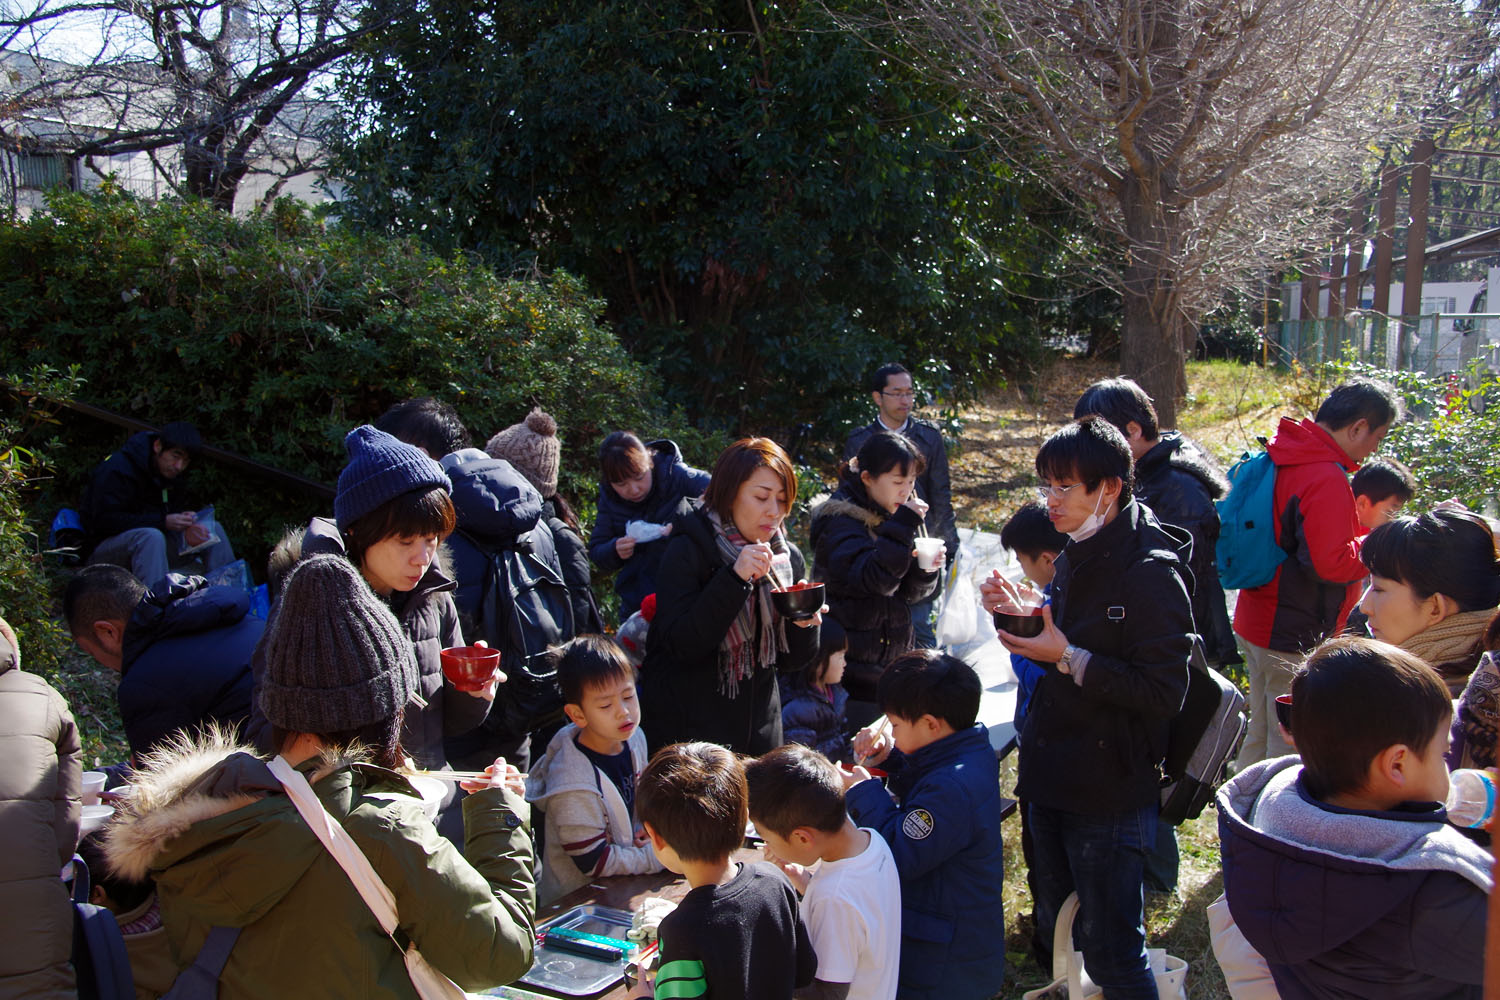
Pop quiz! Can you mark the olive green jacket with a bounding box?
[106,733,535,998]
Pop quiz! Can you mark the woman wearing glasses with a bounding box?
[980,416,1194,1000]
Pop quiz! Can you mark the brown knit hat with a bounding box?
[486,408,561,497]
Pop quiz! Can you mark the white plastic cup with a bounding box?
[81,771,107,806]
[914,537,944,571]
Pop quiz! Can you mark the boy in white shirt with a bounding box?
[746,743,901,1000]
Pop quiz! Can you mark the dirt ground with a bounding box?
[947,357,1120,532]
[946,355,1295,534]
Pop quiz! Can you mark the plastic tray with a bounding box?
[517,904,635,996]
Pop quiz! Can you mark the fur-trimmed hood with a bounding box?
[1137,430,1230,500]
[105,728,417,889]
[811,497,884,533]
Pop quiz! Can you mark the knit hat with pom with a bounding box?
[257,554,417,733]
[486,408,561,498]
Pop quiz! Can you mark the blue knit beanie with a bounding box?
[334,425,452,530]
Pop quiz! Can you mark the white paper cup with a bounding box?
[80,804,114,835]
[914,537,944,571]
[81,771,107,806]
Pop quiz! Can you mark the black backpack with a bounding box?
[460,523,576,737]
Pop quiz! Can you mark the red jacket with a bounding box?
[1233,418,1366,653]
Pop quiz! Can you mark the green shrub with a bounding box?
[0,190,696,570]
[0,375,128,761]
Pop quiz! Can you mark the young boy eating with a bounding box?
[746,744,901,1000]
[845,650,1006,1000]
[524,635,661,903]
[1217,636,1492,998]
[630,742,817,999]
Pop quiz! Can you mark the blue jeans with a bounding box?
[1029,800,1159,1000]
[89,525,235,590]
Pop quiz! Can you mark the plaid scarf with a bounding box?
[708,510,793,697]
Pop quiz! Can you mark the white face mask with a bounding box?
[1067,488,1109,542]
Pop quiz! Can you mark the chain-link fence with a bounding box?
[1274,313,1500,374]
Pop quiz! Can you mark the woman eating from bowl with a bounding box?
[810,430,943,730]
[1357,507,1500,696]
[106,554,534,998]
[252,425,494,771]
[641,437,821,754]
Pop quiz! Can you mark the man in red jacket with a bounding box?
[1233,378,1403,767]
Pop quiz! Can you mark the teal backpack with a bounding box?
[1214,439,1288,590]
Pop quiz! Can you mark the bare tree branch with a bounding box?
[1,0,383,209]
[849,0,1482,421]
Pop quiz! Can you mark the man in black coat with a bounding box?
[1073,376,1235,894]
[983,418,1192,997]
[64,565,259,763]
[843,363,959,647]
[81,422,236,589]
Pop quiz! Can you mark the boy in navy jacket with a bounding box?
[845,650,1006,1000]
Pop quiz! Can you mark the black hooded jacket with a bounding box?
[80,431,195,547]
[1017,500,1193,813]
[809,472,939,702]
[1133,430,1233,658]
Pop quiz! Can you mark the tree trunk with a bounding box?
[1120,286,1184,428]
[1118,179,1186,428]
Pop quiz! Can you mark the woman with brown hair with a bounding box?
[641,438,821,755]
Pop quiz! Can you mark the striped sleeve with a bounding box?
[653,958,707,999]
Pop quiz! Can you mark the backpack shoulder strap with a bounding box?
[160,926,243,1000]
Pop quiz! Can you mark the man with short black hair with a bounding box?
[64,564,258,763]
[982,417,1193,999]
[1233,377,1403,767]
[844,363,958,647]
[81,422,234,588]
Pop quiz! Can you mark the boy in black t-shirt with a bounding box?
[524,635,662,902]
[630,742,817,1000]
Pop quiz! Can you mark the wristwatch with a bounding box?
[1057,644,1079,676]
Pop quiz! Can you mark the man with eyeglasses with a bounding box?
[843,362,959,648]
[981,416,1193,1000]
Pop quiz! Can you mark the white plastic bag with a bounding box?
[935,548,977,647]
[625,519,670,543]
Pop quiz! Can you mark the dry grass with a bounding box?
[950,356,1309,999]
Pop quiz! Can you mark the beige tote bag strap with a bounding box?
[267,756,467,1000]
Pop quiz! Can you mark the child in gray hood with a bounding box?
[525,636,661,902]
[1217,636,1492,1000]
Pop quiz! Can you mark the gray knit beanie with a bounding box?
[485,409,561,498]
[258,554,417,733]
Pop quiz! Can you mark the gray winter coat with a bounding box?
[524,724,658,903]
[0,642,81,998]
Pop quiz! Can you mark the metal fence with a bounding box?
[1275,313,1500,374]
